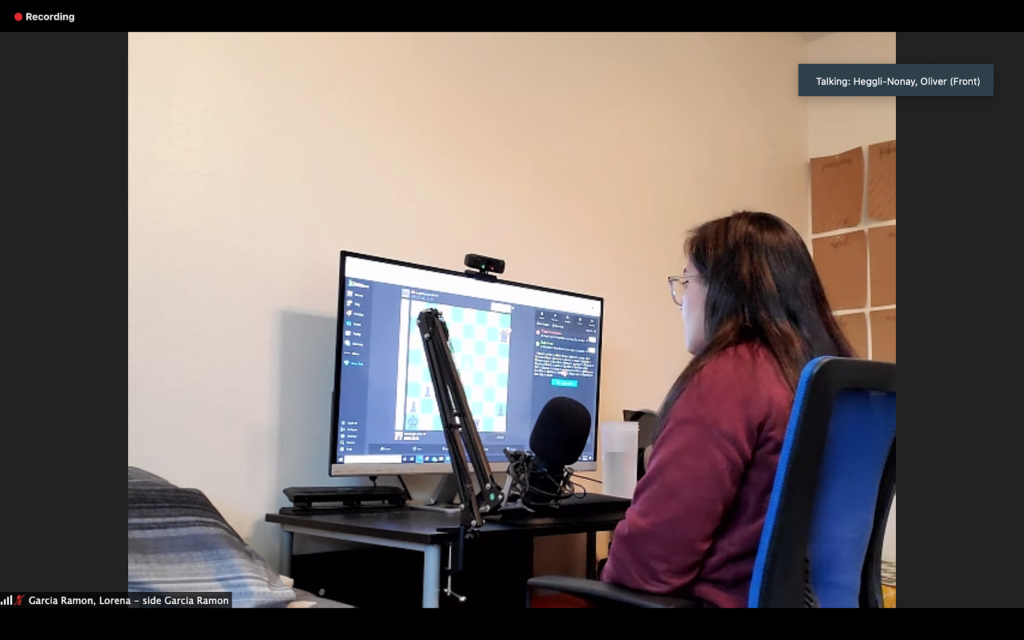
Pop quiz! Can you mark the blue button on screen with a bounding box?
[552,379,579,388]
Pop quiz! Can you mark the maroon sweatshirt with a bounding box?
[601,343,794,608]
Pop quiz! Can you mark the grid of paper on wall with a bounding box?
[809,140,895,362]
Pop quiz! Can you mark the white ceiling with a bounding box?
[799,32,833,41]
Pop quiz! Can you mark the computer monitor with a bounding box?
[329,251,604,481]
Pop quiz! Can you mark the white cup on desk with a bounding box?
[600,422,639,499]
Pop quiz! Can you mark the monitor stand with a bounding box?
[407,474,464,515]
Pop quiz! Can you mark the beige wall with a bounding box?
[128,32,810,570]
[806,32,897,563]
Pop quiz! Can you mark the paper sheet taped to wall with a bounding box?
[867,140,896,221]
[869,225,896,307]
[813,230,868,311]
[871,310,896,363]
[811,147,865,233]
[835,312,869,359]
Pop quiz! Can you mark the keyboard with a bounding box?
[487,493,630,526]
[283,486,407,507]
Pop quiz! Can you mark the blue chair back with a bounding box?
[748,357,896,608]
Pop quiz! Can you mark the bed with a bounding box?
[128,466,352,608]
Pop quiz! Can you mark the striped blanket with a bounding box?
[128,467,296,608]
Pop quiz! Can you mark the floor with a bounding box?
[531,593,591,608]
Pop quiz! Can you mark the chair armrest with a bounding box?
[528,576,697,608]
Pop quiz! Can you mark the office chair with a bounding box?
[528,357,896,608]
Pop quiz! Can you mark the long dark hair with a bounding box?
[654,211,854,441]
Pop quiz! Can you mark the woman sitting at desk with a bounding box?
[600,211,854,608]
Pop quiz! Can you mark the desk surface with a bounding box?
[267,505,627,545]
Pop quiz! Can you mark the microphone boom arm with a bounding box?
[417,308,505,529]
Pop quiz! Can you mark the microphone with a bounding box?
[504,397,592,510]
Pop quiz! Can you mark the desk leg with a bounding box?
[280,530,294,578]
[422,545,442,608]
[586,532,598,580]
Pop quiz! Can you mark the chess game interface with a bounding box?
[331,253,603,472]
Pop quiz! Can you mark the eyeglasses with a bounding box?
[668,274,697,307]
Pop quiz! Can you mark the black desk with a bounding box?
[267,503,627,608]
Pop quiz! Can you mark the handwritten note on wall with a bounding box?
[813,230,868,311]
[868,140,896,221]
[871,310,896,363]
[835,312,869,359]
[811,147,865,234]
[869,225,896,307]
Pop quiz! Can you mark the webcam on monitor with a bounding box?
[464,254,504,281]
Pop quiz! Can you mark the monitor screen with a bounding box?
[330,252,604,477]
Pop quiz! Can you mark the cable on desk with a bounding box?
[505,455,589,511]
